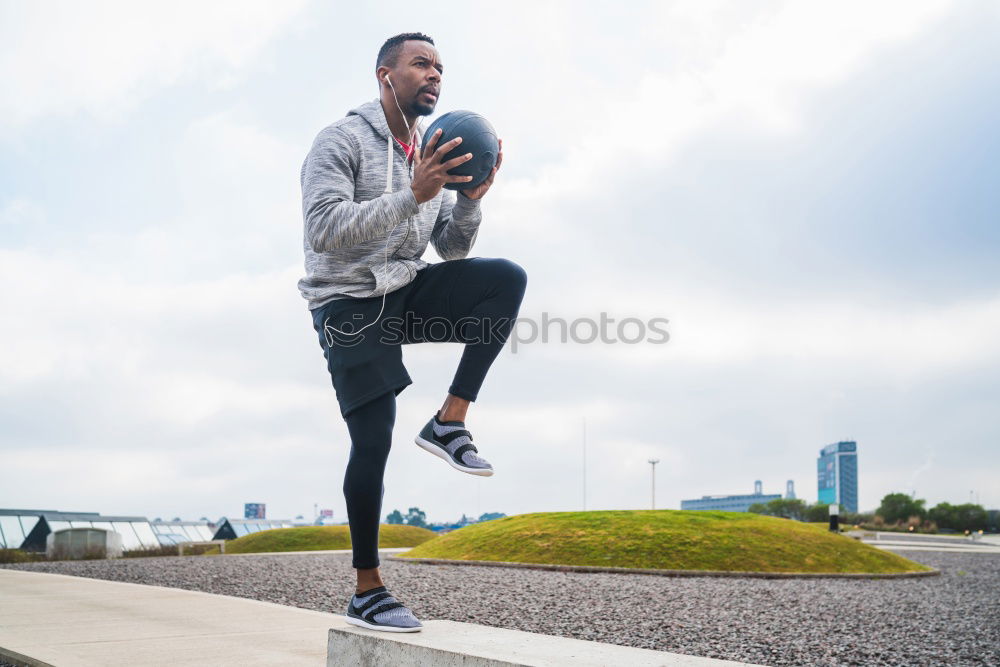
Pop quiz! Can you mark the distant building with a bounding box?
[785,480,796,500]
[212,517,295,540]
[0,508,160,552]
[817,441,858,513]
[681,480,783,512]
[150,520,215,546]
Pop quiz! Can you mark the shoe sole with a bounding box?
[415,435,494,476]
[345,614,422,632]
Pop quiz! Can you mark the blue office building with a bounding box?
[681,480,785,512]
[817,441,858,513]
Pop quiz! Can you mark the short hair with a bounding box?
[376,32,435,72]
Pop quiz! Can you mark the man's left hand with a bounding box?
[459,138,502,200]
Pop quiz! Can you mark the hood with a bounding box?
[348,97,426,196]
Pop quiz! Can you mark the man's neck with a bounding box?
[380,98,417,145]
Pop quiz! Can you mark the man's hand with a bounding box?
[410,129,475,204]
[460,138,502,201]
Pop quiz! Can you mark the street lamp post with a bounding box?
[582,417,587,511]
[648,458,660,509]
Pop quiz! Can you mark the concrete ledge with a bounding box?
[328,620,758,666]
[386,555,940,579]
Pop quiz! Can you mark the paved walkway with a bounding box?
[853,531,1000,554]
[0,567,342,666]
[0,566,750,667]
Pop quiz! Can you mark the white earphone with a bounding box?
[384,75,416,141]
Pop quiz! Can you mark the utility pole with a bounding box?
[648,458,660,509]
[582,417,587,511]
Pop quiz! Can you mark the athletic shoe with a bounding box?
[415,412,494,476]
[345,586,423,632]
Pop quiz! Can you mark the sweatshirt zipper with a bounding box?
[401,149,418,282]
[390,141,418,260]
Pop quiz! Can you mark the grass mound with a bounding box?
[204,524,437,555]
[396,510,933,574]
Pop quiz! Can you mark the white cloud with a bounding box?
[42,108,307,281]
[505,282,1000,378]
[487,0,956,214]
[0,198,45,227]
[0,0,308,127]
[682,1,957,132]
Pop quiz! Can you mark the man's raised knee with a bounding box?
[493,257,527,291]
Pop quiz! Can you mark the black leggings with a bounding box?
[341,257,527,569]
[343,390,396,570]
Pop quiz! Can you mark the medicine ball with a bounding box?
[421,110,499,190]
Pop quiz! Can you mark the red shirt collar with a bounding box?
[394,136,415,163]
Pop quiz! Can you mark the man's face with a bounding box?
[385,41,443,116]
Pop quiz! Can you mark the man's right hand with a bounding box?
[410,128,475,204]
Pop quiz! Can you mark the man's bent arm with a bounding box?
[430,189,482,260]
[301,127,419,252]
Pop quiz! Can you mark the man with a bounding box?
[298,32,527,632]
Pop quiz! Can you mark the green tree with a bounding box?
[757,498,808,520]
[404,506,427,528]
[877,493,926,524]
[750,500,830,522]
[953,503,988,531]
[928,502,956,530]
[929,502,987,531]
[385,509,404,525]
[805,502,832,523]
[478,512,506,522]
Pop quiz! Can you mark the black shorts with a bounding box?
[310,257,489,419]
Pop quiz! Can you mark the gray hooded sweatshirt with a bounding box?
[297,97,483,311]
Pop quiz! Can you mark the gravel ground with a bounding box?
[3,550,998,666]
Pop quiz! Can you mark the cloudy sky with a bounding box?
[2,0,997,526]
